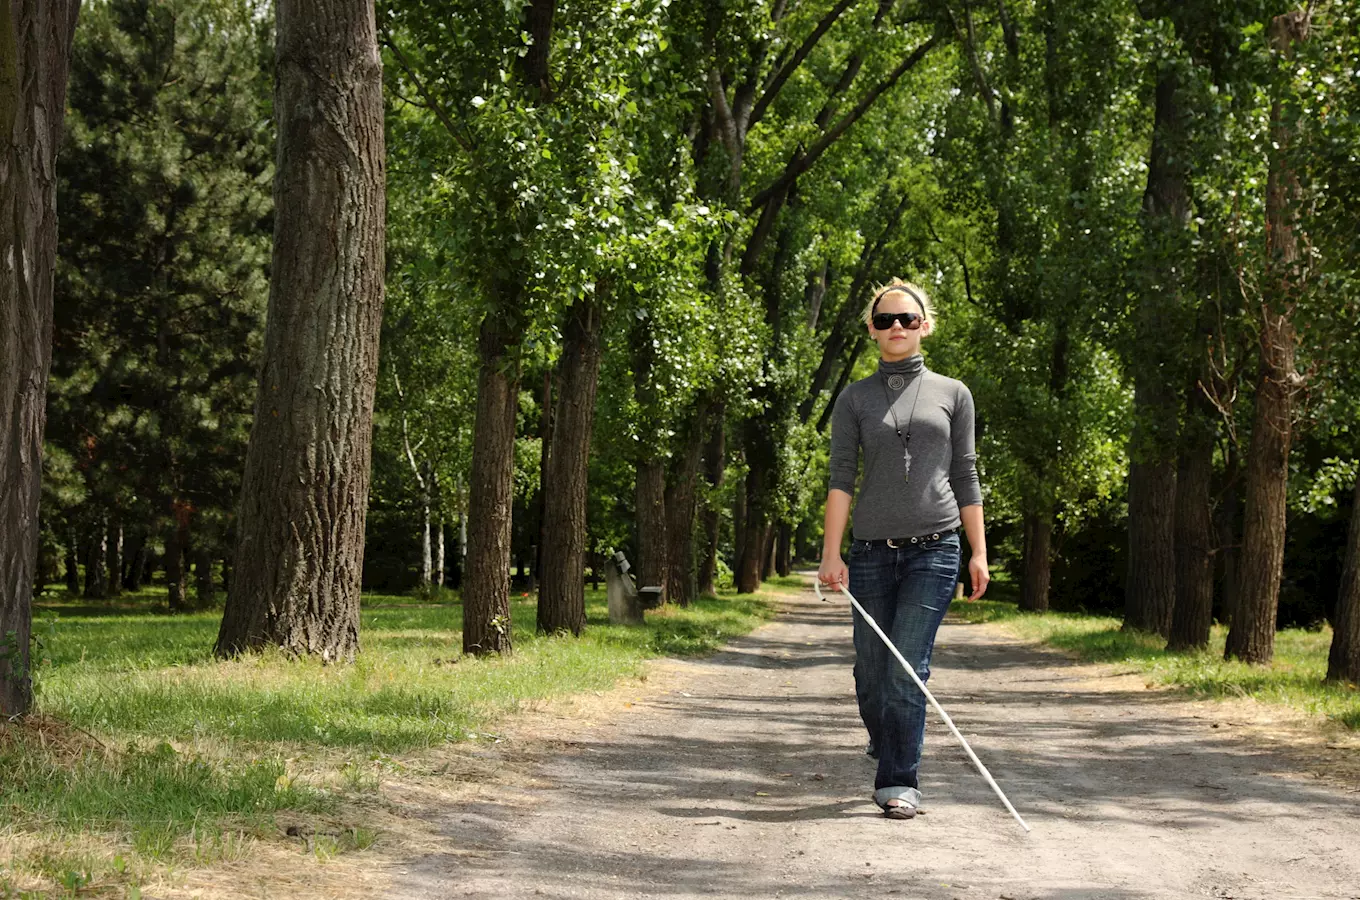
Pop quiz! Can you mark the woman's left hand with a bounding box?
[968,554,990,600]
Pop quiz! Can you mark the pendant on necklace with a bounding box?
[903,445,912,483]
[887,373,906,391]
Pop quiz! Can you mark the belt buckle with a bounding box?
[886,537,900,549]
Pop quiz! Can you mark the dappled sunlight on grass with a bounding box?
[30,584,781,753]
[950,597,1360,729]
[6,581,787,891]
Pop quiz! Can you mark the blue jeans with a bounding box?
[847,533,960,808]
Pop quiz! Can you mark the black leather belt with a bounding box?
[864,528,958,548]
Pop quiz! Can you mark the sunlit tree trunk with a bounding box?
[1125,64,1189,638]
[0,0,81,715]
[664,400,711,608]
[1226,9,1309,665]
[216,0,385,660]
[538,296,602,634]
[463,312,519,655]
[1168,381,1215,651]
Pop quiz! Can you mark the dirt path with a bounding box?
[382,580,1360,900]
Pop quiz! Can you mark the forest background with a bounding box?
[5,0,1360,706]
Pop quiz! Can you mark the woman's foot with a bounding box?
[882,798,916,820]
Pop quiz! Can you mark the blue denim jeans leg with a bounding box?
[847,533,960,809]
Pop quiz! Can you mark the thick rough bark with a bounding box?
[1326,478,1360,684]
[1225,10,1309,665]
[1020,506,1052,613]
[735,420,775,594]
[1125,64,1189,638]
[635,459,668,598]
[463,314,519,655]
[663,400,711,608]
[215,0,385,661]
[0,0,80,716]
[538,297,602,635]
[1167,389,1216,652]
[697,405,726,596]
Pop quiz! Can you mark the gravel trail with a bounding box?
[384,580,1360,900]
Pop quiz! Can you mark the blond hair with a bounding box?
[862,280,937,330]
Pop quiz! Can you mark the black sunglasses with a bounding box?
[871,311,923,331]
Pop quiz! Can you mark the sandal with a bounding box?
[883,799,917,820]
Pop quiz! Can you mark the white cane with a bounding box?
[815,579,1031,833]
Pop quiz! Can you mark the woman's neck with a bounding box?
[879,354,924,375]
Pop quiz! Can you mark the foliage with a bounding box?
[47,0,273,573]
[952,596,1360,729]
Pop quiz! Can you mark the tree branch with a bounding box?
[747,0,859,132]
[944,0,997,122]
[747,30,942,212]
[380,31,475,155]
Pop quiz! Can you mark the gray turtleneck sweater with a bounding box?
[829,354,982,540]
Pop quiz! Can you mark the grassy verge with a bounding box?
[950,596,1360,730]
[2,582,786,897]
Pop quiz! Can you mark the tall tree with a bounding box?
[537,294,603,634]
[215,0,386,660]
[0,0,81,716]
[1124,53,1189,637]
[1327,478,1360,683]
[1225,8,1310,665]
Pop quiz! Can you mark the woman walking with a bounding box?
[818,281,989,820]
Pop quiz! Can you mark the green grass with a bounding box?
[950,597,1360,729]
[2,582,783,895]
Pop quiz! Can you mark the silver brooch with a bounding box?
[887,373,906,391]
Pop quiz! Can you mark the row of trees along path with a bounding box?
[5,0,1360,718]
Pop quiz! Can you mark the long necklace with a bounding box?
[880,367,925,483]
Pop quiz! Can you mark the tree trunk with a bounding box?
[538,296,602,634]
[106,520,123,597]
[435,517,445,587]
[697,405,725,596]
[194,545,215,608]
[533,368,553,595]
[420,483,432,586]
[124,531,146,591]
[84,520,108,599]
[462,313,519,655]
[1168,385,1216,653]
[1020,505,1052,612]
[0,0,80,715]
[165,517,189,611]
[1326,478,1360,684]
[776,523,792,577]
[735,424,773,594]
[635,459,668,597]
[1125,456,1177,634]
[663,400,711,608]
[1225,10,1309,665]
[64,530,80,593]
[215,0,385,661]
[1124,62,1191,638]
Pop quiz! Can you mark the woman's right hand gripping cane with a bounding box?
[818,555,848,593]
